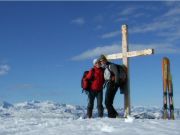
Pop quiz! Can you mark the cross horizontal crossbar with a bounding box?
[106,48,154,60]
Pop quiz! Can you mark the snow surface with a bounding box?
[0,101,180,135]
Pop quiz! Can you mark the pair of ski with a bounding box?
[162,57,175,120]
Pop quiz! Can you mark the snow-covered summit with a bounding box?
[0,101,180,135]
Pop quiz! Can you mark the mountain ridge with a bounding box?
[0,100,180,119]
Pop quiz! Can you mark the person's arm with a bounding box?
[109,64,120,84]
[86,69,93,80]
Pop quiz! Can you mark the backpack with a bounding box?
[107,63,127,86]
[116,64,127,84]
[81,68,94,92]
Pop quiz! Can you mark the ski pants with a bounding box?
[87,90,104,117]
[105,81,118,118]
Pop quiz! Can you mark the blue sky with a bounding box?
[0,1,180,108]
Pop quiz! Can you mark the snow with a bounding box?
[124,115,135,123]
[0,101,180,135]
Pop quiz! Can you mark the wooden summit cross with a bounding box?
[105,25,154,117]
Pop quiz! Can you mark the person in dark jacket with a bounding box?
[85,58,104,118]
[98,54,119,118]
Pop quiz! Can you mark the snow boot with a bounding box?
[87,108,93,118]
[98,108,104,117]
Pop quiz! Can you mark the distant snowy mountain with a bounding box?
[0,101,13,109]
[0,100,180,119]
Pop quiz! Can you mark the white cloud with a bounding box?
[105,2,180,44]
[133,13,146,18]
[71,17,85,25]
[0,64,10,76]
[157,27,180,42]
[71,44,120,61]
[130,43,180,54]
[119,7,137,16]
[101,30,120,39]
[163,7,180,17]
[126,5,180,48]
[71,42,180,61]
[103,6,179,38]
[164,1,179,7]
[130,4,180,35]
[72,3,180,61]
[115,7,139,22]
[130,19,175,34]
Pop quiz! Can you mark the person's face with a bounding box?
[95,62,101,68]
[100,59,106,67]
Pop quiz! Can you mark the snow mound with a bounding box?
[124,115,135,123]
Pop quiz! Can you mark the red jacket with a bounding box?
[86,66,104,92]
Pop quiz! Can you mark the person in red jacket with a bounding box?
[85,58,104,118]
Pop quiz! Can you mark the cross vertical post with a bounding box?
[122,24,131,117]
[105,24,154,117]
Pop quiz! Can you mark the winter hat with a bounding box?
[93,58,98,65]
[99,54,107,61]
